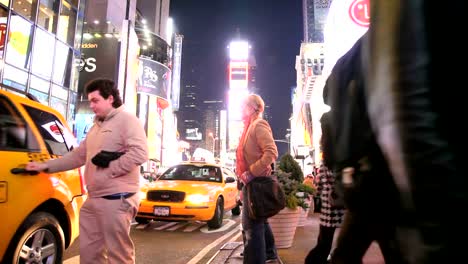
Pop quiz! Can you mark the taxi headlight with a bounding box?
[186,194,210,204]
[139,191,147,200]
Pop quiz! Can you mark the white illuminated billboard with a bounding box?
[229,41,249,60]
[322,0,369,77]
[228,89,249,121]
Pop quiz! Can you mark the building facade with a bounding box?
[0,0,86,125]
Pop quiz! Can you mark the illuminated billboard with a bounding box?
[186,128,202,141]
[229,61,249,89]
[227,89,249,121]
[229,41,249,60]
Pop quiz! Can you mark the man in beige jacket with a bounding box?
[27,78,148,263]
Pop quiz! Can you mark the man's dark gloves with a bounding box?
[91,151,125,168]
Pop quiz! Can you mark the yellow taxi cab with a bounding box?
[0,90,86,263]
[137,161,240,229]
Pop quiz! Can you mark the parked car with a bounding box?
[137,161,240,229]
[0,90,86,263]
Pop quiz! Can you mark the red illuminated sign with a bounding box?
[229,61,249,81]
[0,23,7,50]
[349,0,370,27]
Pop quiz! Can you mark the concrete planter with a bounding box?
[268,207,301,248]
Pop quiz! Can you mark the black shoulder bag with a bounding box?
[245,176,286,219]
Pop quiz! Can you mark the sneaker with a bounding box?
[266,257,277,263]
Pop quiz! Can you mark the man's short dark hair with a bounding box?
[85,78,123,108]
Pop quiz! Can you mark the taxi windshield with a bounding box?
[159,165,222,183]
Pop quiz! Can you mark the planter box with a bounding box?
[269,207,301,248]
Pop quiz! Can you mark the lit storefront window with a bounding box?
[37,0,60,33]
[29,74,50,104]
[12,0,37,21]
[31,27,55,79]
[5,15,33,70]
[52,40,72,87]
[57,0,77,46]
[3,64,28,91]
[51,84,68,117]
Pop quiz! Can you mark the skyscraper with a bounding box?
[178,68,203,153]
[202,100,224,157]
[303,0,333,43]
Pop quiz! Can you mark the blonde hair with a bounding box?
[244,94,265,114]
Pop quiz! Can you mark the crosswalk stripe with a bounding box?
[183,221,206,232]
[166,222,189,231]
[153,221,179,230]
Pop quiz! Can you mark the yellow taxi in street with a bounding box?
[0,90,86,263]
[137,161,240,229]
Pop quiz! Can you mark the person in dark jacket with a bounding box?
[321,34,407,264]
[364,2,466,263]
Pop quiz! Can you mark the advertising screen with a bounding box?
[186,128,202,141]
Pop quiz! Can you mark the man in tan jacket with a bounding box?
[27,78,148,264]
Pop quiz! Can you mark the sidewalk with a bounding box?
[208,212,384,264]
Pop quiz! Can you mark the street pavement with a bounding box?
[208,212,384,264]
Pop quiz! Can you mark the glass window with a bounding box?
[73,8,83,50]
[37,0,59,33]
[51,83,68,101]
[1,0,9,7]
[67,91,76,126]
[5,15,33,69]
[57,0,76,46]
[29,74,50,104]
[67,0,78,7]
[12,0,38,21]
[52,40,72,87]
[68,50,80,91]
[2,64,28,91]
[0,6,8,59]
[23,104,77,155]
[0,96,39,150]
[50,96,67,118]
[29,88,48,104]
[31,27,55,79]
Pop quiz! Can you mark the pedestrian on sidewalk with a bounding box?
[321,34,407,264]
[236,94,279,264]
[27,78,148,264]
[305,115,345,264]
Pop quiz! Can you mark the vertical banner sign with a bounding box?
[137,57,171,100]
[171,34,183,111]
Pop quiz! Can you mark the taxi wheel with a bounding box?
[208,197,224,229]
[231,204,241,216]
[5,212,64,264]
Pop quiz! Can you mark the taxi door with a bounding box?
[0,95,48,257]
[222,169,238,209]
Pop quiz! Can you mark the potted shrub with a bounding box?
[268,154,316,248]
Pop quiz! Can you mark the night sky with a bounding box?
[169,0,303,155]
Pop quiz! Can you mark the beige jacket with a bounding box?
[240,118,278,177]
[47,106,148,197]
